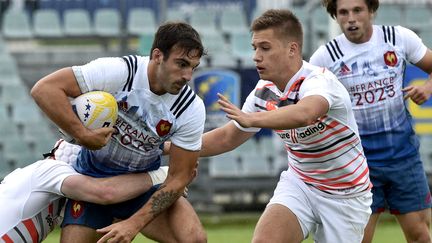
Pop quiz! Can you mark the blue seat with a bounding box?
[63,9,94,37]
[33,9,64,38]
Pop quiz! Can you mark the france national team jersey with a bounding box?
[310,25,427,163]
[71,55,205,177]
[236,61,371,196]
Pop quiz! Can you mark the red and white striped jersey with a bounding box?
[236,61,371,197]
[0,158,77,242]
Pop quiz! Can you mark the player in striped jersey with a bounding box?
[199,9,372,243]
[309,1,432,242]
[31,22,207,243]
[0,140,168,243]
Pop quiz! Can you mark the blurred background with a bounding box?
[0,0,432,217]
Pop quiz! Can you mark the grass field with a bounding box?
[43,212,407,243]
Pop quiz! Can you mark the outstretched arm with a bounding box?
[403,49,432,105]
[217,93,329,130]
[61,168,166,205]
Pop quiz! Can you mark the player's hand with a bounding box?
[402,83,432,105]
[217,93,254,128]
[96,220,139,243]
[76,127,115,150]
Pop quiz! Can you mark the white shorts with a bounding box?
[268,170,372,243]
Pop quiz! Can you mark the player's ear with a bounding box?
[152,48,163,64]
[288,42,298,56]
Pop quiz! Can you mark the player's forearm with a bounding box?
[128,182,184,230]
[62,173,154,205]
[250,106,312,130]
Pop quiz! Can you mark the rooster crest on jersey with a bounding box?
[59,91,119,144]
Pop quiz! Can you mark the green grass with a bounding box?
[43,212,406,242]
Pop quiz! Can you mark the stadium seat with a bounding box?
[419,29,432,48]
[240,154,274,177]
[63,9,94,37]
[2,9,33,39]
[137,33,155,56]
[189,8,219,35]
[201,32,228,57]
[0,55,22,86]
[94,8,122,37]
[127,8,157,36]
[0,83,31,107]
[1,136,34,169]
[208,152,241,178]
[219,9,249,36]
[165,8,188,22]
[231,32,254,63]
[374,4,403,26]
[11,101,45,125]
[405,5,432,33]
[33,9,64,38]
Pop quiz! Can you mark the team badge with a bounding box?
[71,200,84,219]
[156,120,172,136]
[265,100,278,111]
[384,51,398,67]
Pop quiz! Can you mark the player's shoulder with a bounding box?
[169,85,205,119]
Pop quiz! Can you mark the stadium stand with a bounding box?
[1,0,431,211]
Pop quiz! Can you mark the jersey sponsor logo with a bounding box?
[156,120,172,136]
[277,122,326,140]
[118,100,128,111]
[339,62,352,76]
[384,51,398,67]
[71,200,84,219]
[114,118,160,152]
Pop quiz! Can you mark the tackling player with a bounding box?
[0,140,168,242]
[309,1,432,242]
[198,9,372,242]
[31,21,207,243]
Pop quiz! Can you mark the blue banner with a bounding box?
[404,65,432,134]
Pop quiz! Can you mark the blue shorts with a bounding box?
[61,184,160,229]
[369,154,431,214]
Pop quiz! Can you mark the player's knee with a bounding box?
[187,226,207,243]
[406,226,431,243]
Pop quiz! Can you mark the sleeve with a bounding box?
[33,159,79,196]
[72,57,130,94]
[300,71,343,110]
[309,45,330,67]
[170,97,206,151]
[398,26,428,64]
[233,88,261,133]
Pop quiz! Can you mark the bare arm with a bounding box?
[403,49,432,105]
[61,172,154,205]
[31,68,113,150]
[217,93,329,130]
[96,143,199,242]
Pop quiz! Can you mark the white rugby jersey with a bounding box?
[236,61,371,196]
[310,25,426,162]
[72,55,206,176]
[0,159,76,242]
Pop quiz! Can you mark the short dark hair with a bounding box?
[251,9,303,49]
[150,21,205,60]
[322,0,379,19]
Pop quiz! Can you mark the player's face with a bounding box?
[252,28,293,85]
[156,47,201,95]
[335,0,374,44]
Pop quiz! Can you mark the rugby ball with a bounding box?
[59,91,118,144]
